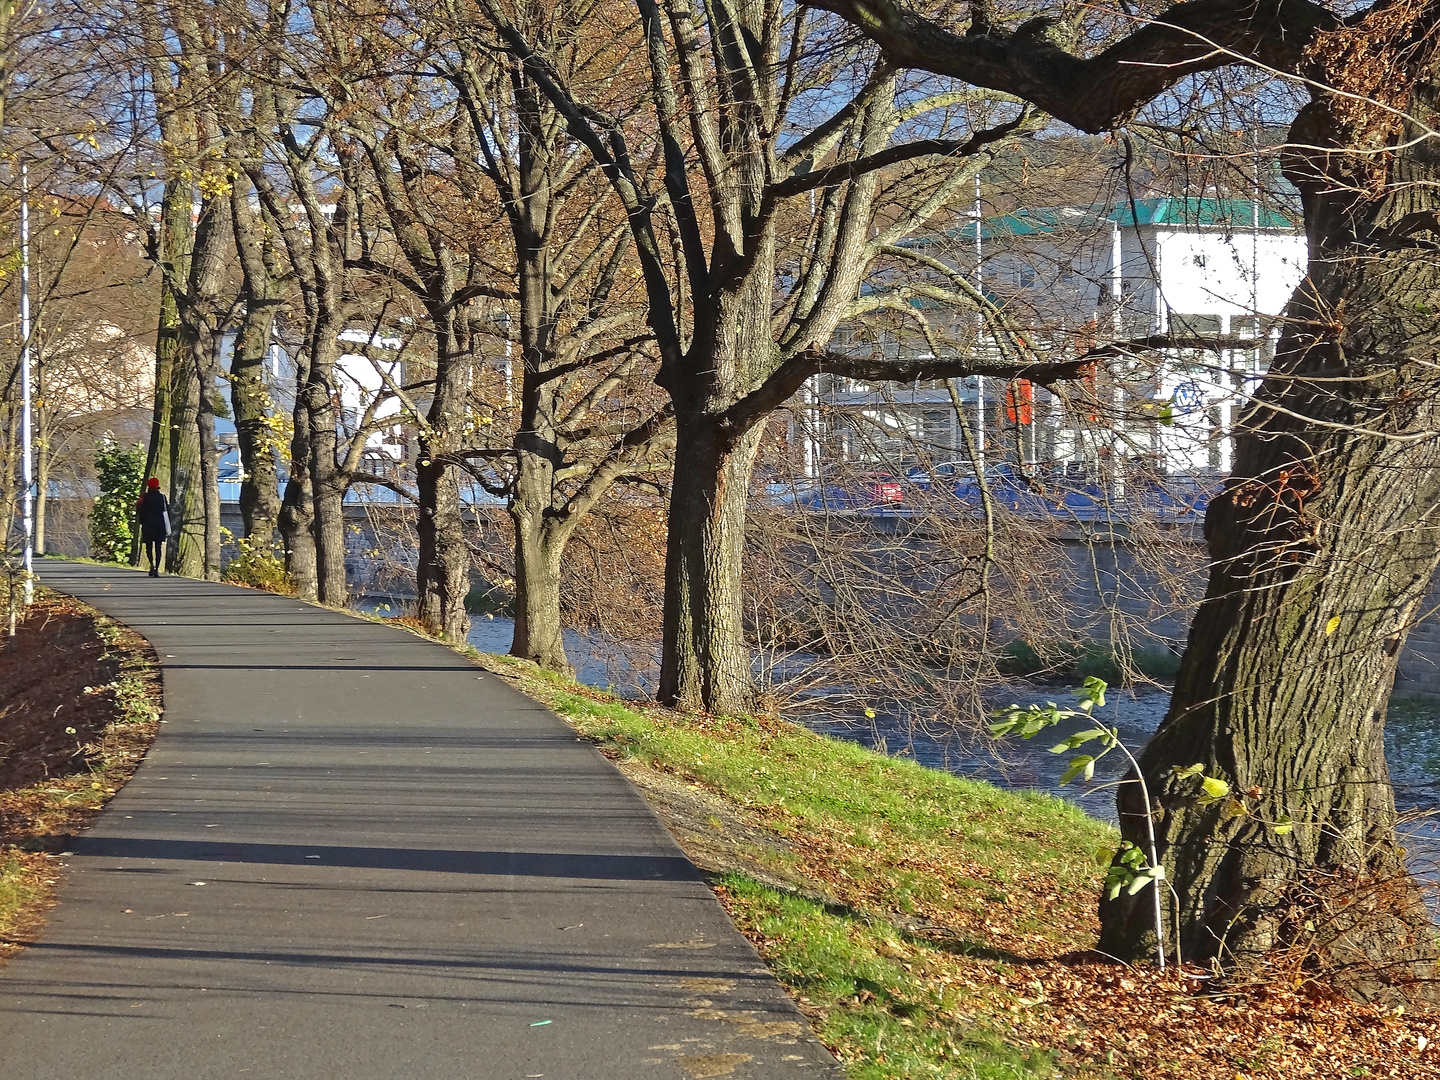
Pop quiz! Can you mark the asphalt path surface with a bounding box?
[0,561,841,1079]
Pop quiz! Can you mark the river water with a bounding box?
[359,602,1440,867]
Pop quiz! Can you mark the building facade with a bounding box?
[801,198,1308,484]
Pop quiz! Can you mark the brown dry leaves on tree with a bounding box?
[1307,0,1440,146]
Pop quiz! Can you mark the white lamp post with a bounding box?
[19,162,32,603]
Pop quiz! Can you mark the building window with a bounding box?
[1018,267,1036,287]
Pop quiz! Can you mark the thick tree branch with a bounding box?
[770,112,1032,197]
[808,0,1335,132]
[717,346,1088,434]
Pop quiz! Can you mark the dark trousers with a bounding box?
[144,538,164,570]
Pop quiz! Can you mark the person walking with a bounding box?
[137,478,170,577]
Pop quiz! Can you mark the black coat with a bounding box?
[138,489,170,542]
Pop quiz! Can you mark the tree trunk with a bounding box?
[414,311,472,642]
[167,349,203,577]
[33,409,46,556]
[232,334,280,546]
[195,349,222,581]
[229,181,281,546]
[1101,79,1440,996]
[658,414,763,714]
[171,189,230,580]
[509,459,570,672]
[138,177,191,567]
[304,333,348,606]
[415,440,470,641]
[279,351,317,599]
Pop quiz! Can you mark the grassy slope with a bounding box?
[473,652,1114,1079]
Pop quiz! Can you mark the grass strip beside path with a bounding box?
[470,652,1440,1079]
[474,654,1110,1079]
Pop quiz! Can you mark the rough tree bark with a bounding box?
[413,315,473,642]
[227,178,283,546]
[138,174,191,567]
[305,330,348,605]
[1104,49,1440,990]
[819,0,1440,984]
[278,345,318,599]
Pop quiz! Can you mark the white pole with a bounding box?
[973,173,985,473]
[19,163,33,603]
[1110,215,1123,337]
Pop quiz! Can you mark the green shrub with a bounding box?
[996,638,1047,676]
[996,637,1181,684]
[89,438,144,563]
[223,536,295,594]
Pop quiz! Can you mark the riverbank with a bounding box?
[469,650,1440,1079]
[9,578,1440,1075]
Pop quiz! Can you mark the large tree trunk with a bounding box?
[658,415,763,714]
[1101,76,1440,995]
[415,442,471,640]
[229,181,281,545]
[414,312,472,642]
[232,334,281,546]
[506,150,569,670]
[509,449,570,672]
[172,191,231,580]
[279,351,317,600]
[310,455,347,604]
[305,339,348,606]
[195,349,223,581]
[167,349,203,577]
[138,176,192,567]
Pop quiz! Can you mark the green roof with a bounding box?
[968,198,1297,239]
[1114,197,1295,229]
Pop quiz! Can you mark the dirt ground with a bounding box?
[0,590,160,951]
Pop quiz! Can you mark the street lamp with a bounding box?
[18,161,32,603]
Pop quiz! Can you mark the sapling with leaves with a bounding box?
[993,678,1296,968]
[991,677,1178,967]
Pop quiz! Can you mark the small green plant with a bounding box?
[991,677,1177,966]
[223,535,295,594]
[992,679,1270,970]
[89,437,144,563]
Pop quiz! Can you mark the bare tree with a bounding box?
[440,1,673,669]
[477,0,1090,713]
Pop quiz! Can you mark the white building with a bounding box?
[808,198,1307,481]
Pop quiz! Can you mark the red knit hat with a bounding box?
[147,477,160,489]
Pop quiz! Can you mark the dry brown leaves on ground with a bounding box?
[0,590,159,953]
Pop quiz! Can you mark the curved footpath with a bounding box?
[0,561,840,1079]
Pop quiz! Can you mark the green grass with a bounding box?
[0,853,45,940]
[479,652,1115,1079]
[540,682,1101,866]
[719,873,1060,1079]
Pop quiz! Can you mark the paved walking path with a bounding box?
[0,562,841,1079]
